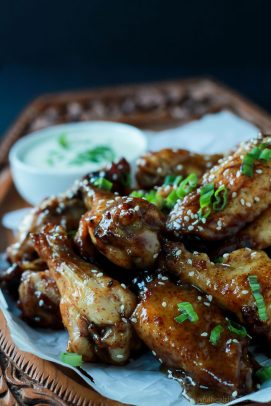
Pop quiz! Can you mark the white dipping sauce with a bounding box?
[20,122,147,173]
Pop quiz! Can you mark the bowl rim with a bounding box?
[9,120,147,176]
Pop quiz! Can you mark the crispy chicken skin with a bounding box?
[167,136,271,240]
[33,224,137,364]
[132,280,253,397]
[163,241,271,342]
[18,270,61,329]
[79,186,165,269]
[136,148,222,189]
[214,206,271,255]
[7,191,85,267]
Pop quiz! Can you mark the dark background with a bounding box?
[1,0,271,137]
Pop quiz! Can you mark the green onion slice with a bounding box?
[259,148,271,161]
[228,320,247,337]
[175,302,199,323]
[130,190,145,198]
[256,365,271,383]
[210,325,224,345]
[60,352,83,367]
[248,275,268,321]
[176,173,198,199]
[165,189,178,209]
[163,175,179,186]
[198,183,214,219]
[213,185,228,211]
[93,177,113,191]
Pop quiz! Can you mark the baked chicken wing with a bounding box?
[163,241,271,343]
[136,148,222,189]
[132,279,253,400]
[167,136,271,240]
[79,184,165,269]
[33,224,137,364]
[18,270,61,328]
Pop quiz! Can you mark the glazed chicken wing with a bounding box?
[167,136,271,240]
[18,270,61,329]
[79,184,165,269]
[163,241,271,343]
[33,224,137,364]
[7,190,85,267]
[136,148,222,189]
[132,279,253,399]
[213,206,271,256]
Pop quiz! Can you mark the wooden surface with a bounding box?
[1,77,271,405]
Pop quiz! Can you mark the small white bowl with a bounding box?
[9,121,147,205]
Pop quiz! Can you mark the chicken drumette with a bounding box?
[132,279,253,399]
[33,224,137,364]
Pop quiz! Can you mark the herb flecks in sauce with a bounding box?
[70,146,115,165]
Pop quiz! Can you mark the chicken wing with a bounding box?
[213,206,271,256]
[136,148,222,189]
[18,270,62,329]
[79,183,165,269]
[33,224,137,364]
[132,279,253,400]
[7,190,86,267]
[167,136,271,240]
[163,241,271,343]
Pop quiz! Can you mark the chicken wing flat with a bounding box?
[167,136,271,240]
[79,184,165,269]
[33,224,137,364]
[18,270,61,329]
[132,279,253,399]
[163,241,271,343]
[136,148,222,189]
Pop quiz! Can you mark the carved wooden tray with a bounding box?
[1,77,271,405]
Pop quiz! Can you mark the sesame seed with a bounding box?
[188,271,194,276]
[256,169,263,174]
[152,350,156,356]
[122,317,128,323]
[162,301,167,307]
[201,332,208,337]
[241,290,249,294]
[232,391,238,398]
[159,358,163,363]
[121,283,127,289]
[204,302,210,307]
[187,259,192,265]
[254,196,260,202]
[175,249,182,256]
[232,192,237,198]
[197,296,202,301]
[96,272,103,277]
[116,354,124,359]
[134,205,140,211]
[153,253,158,259]
[201,218,207,224]
[246,202,252,207]
[240,198,245,206]
[188,225,194,231]
[193,251,199,255]
[131,317,137,323]
[184,216,190,222]
[223,253,229,258]
[158,281,165,285]
[207,295,213,302]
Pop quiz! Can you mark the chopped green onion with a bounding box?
[163,175,181,186]
[259,148,271,161]
[145,190,164,209]
[165,189,178,209]
[228,320,247,337]
[173,175,183,187]
[175,302,199,323]
[60,352,83,367]
[93,178,113,191]
[58,133,69,149]
[213,185,228,211]
[176,173,198,199]
[198,182,214,219]
[130,190,145,198]
[210,325,224,345]
[256,365,271,383]
[248,275,268,322]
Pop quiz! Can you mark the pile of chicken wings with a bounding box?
[3,134,271,403]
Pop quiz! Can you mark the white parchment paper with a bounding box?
[1,110,271,406]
